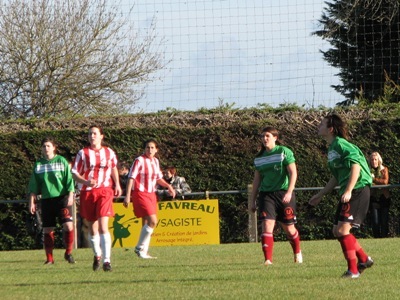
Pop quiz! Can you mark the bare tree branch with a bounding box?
[0,0,166,119]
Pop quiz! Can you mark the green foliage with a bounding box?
[0,204,37,250]
[358,72,400,106]
[1,108,400,249]
[314,0,400,104]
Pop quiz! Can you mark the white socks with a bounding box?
[89,233,102,258]
[89,233,112,263]
[136,224,154,253]
[100,233,112,263]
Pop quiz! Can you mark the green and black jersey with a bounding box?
[328,136,372,195]
[254,145,296,192]
[28,155,75,199]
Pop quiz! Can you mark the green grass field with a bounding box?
[0,238,399,300]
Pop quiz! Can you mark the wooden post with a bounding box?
[73,199,77,249]
[247,184,257,242]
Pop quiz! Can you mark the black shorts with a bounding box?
[41,195,73,228]
[334,186,370,228]
[258,190,297,225]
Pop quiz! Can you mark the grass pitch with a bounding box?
[0,238,398,299]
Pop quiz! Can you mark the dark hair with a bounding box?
[164,166,177,176]
[117,161,130,170]
[89,124,104,135]
[143,138,159,149]
[41,136,58,154]
[87,125,108,147]
[256,126,281,157]
[324,114,349,140]
[142,138,160,159]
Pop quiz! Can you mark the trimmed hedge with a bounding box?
[1,107,400,250]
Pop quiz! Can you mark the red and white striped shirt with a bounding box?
[129,154,163,193]
[72,146,117,191]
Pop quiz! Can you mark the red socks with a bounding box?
[338,234,358,274]
[64,230,74,255]
[261,232,274,261]
[44,232,55,262]
[44,230,75,262]
[354,239,368,263]
[287,229,301,254]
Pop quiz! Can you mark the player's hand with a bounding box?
[29,203,36,214]
[123,192,130,208]
[167,185,176,199]
[66,195,74,206]
[114,185,122,198]
[341,191,352,203]
[86,179,97,187]
[123,196,130,208]
[282,192,292,203]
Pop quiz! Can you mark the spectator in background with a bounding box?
[117,161,130,196]
[72,125,122,272]
[123,139,176,259]
[28,137,75,265]
[157,166,192,200]
[369,152,390,238]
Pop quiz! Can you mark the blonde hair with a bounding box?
[369,152,383,167]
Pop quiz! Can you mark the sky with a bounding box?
[118,0,343,113]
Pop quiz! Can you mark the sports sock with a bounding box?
[44,232,55,262]
[63,229,74,255]
[136,224,154,253]
[100,233,112,263]
[143,226,154,254]
[338,234,358,274]
[354,239,368,263]
[89,233,102,258]
[287,229,301,254]
[261,232,274,261]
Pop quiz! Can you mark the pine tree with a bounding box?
[314,0,400,105]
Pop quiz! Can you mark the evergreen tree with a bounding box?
[314,0,400,105]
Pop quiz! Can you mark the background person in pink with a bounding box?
[123,138,175,259]
[72,125,122,272]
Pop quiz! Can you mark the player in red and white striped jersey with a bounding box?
[123,138,175,259]
[72,125,122,271]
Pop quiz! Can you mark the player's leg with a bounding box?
[281,223,302,263]
[59,196,75,263]
[97,188,115,271]
[41,198,56,264]
[135,214,157,259]
[261,219,275,265]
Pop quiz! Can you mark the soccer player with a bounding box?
[28,137,75,264]
[309,114,374,279]
[72,125,122,271]
[123,138,175,259]
[250,127,302,265]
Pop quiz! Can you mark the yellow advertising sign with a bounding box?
[109,199,220,248]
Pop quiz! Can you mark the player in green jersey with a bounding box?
[28,137,75,265]
[309,114,374,279]
[250,126,302,266]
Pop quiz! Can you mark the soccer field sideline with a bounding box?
[0,238,398,299]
